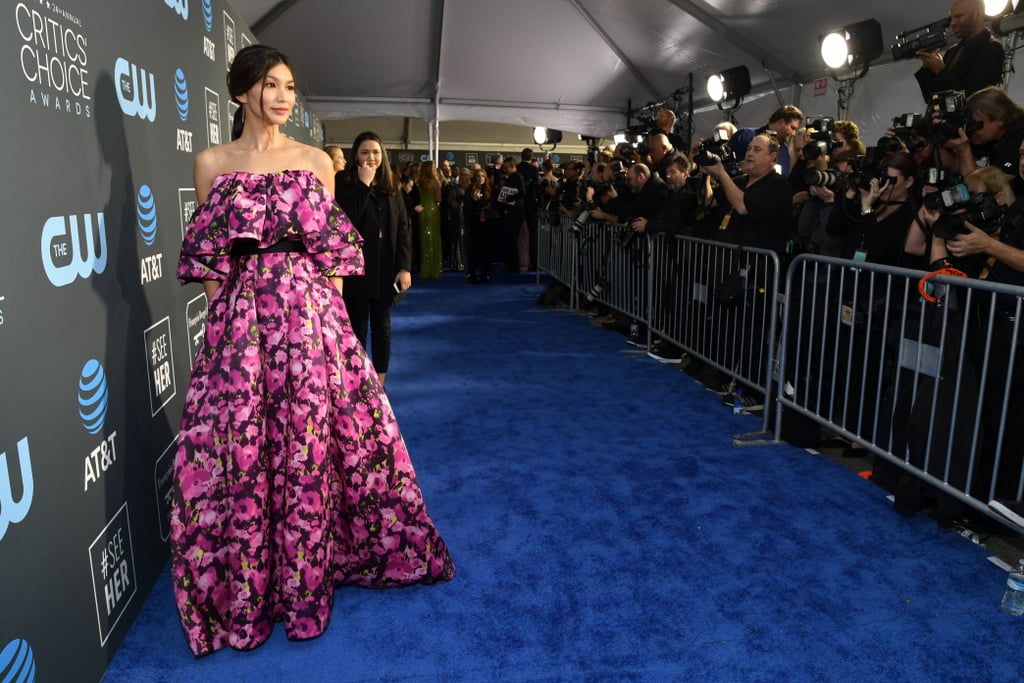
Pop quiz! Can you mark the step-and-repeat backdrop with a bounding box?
[0,1,323,680]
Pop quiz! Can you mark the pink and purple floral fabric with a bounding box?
[171,170,454,657]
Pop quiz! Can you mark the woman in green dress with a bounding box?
[415,162,443,278]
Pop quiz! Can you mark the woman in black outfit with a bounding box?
[335,131,411,386]
[464,167,493,283]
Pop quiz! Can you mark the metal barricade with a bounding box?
[776,254,1024,523]
[537,211,580,307]
[575,220,651,325]
[647,234,782,436]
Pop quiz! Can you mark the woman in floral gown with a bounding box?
[170,44,454,658]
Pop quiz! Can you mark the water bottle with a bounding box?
[733,389,743,415]
[1001,559,1024,616]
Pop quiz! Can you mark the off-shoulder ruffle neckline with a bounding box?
[211,169,317,188]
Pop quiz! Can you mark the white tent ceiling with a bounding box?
[232,0,1016,140]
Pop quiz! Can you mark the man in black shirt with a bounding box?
[700,134,794,255]
[494,157,526,272]
[517,148,541,270]
[915,0,1004,103]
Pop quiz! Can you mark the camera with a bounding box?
[927,90,983,144]
[918,166,962,195]
[846,154,888,192]
[617,218,640,248]
[693,132,741,176]
[584,274,610,302]
[931,191,1005,240]
[891,17,951,61]
[923,182,970,211]
[804,167,843,189]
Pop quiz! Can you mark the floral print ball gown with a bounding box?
[171,170,454,657]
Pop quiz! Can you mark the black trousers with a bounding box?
[343,293,393,374]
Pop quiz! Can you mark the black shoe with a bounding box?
[722,390,763,411]
[648,340,685,363]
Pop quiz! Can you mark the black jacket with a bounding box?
[334,175,411,300]
[915,28,1004,103]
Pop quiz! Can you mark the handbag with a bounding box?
[713,246,748,307]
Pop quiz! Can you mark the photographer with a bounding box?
[646,133,679,181]
[701,133,794,255]
[728,105,803,177]
[631,154,699,237]
[914,0,1004,104]
[937,87,1024,181]
[557,161,585,219]
[826,152,925,269]
[798,149,858,257]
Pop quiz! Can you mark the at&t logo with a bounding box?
[0,437,33,542]
[165,0,188,20]
[78,360,119,492]
[41,213,107,287]
[79,359,108,434]
[115,57,156,122]
[174,69,189,121]
[0,639,35,682]
[174,69,193,152]
[137,184,164,285]
[136,184,157,246]
[202,0,213,31]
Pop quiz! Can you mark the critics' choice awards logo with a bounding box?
[88,503,137,646]
[153,438,176,541]
[165,0,188,20]
[0,437,33,542]
[0,639,35,682]
[136,184,164,285]
[145,317,176,416]
[16,1,92,119]
[115,57,156,122]
[41,213,107,287]
[174,69,193,153]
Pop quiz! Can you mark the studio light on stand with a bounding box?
[991,0,1024,35]
[533,127,562,151]
[706,65,751,112]
[820,18,882,119]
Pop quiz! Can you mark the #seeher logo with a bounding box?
[202,0,213,31]
[136,185,158,246]
[174,68,189,122]
[78,359,109,435]
[0,639,34,683]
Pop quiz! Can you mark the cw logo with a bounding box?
[0,438,33,542]
[165,0,188,20]
[115,57,157,122]
[41,213,108,287]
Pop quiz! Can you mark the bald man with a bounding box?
[915,0,1004,103]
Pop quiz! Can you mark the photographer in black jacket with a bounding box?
[915,0,1004,103]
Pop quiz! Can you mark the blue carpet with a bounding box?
[104,271,1024,682]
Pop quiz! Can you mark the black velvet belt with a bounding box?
[231,239,306,256]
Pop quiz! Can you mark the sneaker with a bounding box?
[988,499,1024,530]
[648,340,685,363]
[707,379,736,396]
[722,390,763,411]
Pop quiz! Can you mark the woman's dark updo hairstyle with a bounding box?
[342,131,400,195]
[226,44,294,141]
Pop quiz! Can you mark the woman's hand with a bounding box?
[357,162,376,186]
[414,204,424,213]
[395,269,412,292]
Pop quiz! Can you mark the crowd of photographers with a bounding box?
[537,0,1024,526]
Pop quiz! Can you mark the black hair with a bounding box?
[226,44,294,141]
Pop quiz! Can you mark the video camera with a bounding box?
[927,185,1005,240]
[891,17,951,61]
[693,128,741,177]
